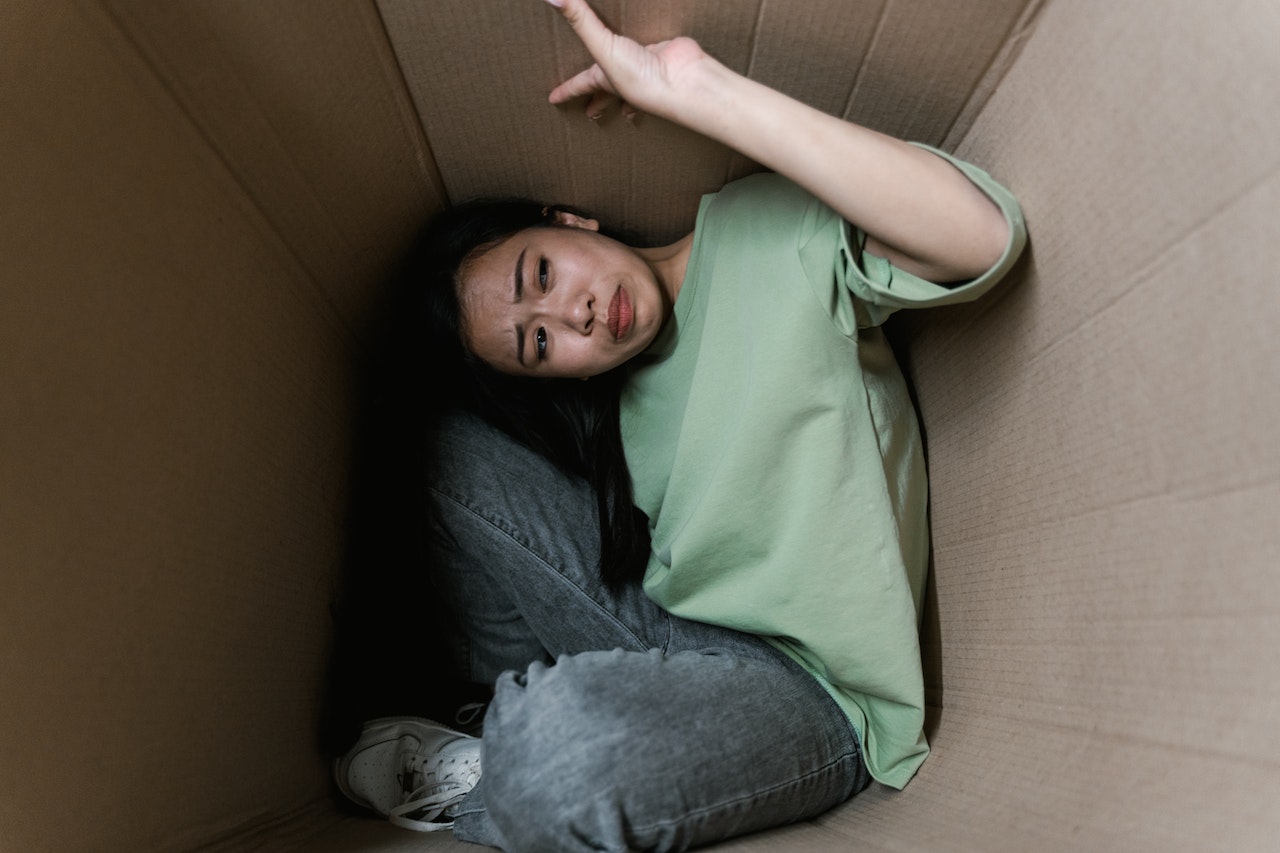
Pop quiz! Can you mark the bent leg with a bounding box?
[453,648,869,851]
[428,410,783,678]
[429,411,870,849]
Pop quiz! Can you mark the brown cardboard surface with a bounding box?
[379,0,1031,244]
[4,0,1280,850]
[0,1,361,848]
[100,0,444,341]
[891,0,1280,849]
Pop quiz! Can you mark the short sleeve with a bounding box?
[840,143,1028,328]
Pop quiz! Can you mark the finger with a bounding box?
[548,64,613,105]
[543,0,617,64]
[584,91,616,119]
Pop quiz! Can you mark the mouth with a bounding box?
[607,285,633,341]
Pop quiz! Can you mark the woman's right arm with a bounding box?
[543,0,1009,283]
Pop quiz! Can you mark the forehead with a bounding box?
[457,222,591,315]
[456,229,530,372]
[459,228,524,289]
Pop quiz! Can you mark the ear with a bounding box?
[550,209,600,232]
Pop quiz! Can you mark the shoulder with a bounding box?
[699,172,826,242]
[710,170,813,209]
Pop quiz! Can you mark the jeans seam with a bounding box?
[430,484,653,654]
[628,746,864,836]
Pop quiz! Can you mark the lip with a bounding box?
[607,285,632,341]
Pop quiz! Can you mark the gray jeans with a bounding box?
[428,410,870,852]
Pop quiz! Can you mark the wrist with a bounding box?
[661,51,746,135]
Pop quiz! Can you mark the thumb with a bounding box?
[544,0,617,62]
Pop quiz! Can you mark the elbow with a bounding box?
[977,211,1012,272]
[954,207,1011,282]
[884,203,1013,284]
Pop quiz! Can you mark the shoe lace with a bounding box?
[389,747,482,832]
[453,701,488,732]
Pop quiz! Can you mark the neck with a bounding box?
[637,232,695,312]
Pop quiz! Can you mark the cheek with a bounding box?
[635,289,663,336]
[562,335,596,366]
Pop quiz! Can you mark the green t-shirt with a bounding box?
[619,146,1026,789]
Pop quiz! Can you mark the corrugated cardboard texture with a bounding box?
[879,0,1280,850]
[99,0,445,341]
[0,1,424,848]
[3,0,1278,850]
[378,0,1031,244]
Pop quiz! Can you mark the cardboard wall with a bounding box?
[0,1,431,847]
[3,0,1278,851]
[378,0,1036,243]
[882,0,1280,848]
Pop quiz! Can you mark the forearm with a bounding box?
[542,0,1010,280]
[666,57,1010,281]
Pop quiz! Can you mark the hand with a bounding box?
[543,0,709,121]
[544,0,1008,280]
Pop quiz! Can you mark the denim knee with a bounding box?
[480,650,692,851]
[475,646,867,852]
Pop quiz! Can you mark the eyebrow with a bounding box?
[513,248,527,303]
[513,248,527,366]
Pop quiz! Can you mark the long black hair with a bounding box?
[411,198,650,591]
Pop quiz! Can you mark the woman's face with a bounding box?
[458,221,673,379]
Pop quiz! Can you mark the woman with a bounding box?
[333,0,1026,849]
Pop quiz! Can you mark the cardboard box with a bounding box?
[3,0,1276,849]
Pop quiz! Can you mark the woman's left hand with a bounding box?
[543,0,709,122]
[541,0,1009,281]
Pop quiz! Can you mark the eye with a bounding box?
[535,327,548,360]
[538,258,549,291]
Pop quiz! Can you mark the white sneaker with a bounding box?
[334,717,481,832]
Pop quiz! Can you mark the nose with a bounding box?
[558,290,594,333]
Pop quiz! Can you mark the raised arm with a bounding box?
[542,0,1010,282]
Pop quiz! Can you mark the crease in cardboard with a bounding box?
[840,0,892,122]
[743,0,767,80]
[618,0,632,228]
[367,0,451,208]
[106,7,332,247]
[941,0,1049,151]
[93,1,362,348]
[1028,161,1280,366]
[721,0,770,190]
[549,8,583,206]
